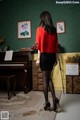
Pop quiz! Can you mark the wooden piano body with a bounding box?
[0,51,32,93]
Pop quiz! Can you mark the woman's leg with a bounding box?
[42,71,49,104]
[48,71,60,111]
[48,71,56,102]
[42,70,60,111]
[42,71,56,103]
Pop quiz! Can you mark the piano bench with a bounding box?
[0,75,16,100]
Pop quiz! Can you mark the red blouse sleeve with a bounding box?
[35,27,41,50]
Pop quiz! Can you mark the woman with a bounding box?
[35,11,59,111]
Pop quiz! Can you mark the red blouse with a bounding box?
[36,26,58,53]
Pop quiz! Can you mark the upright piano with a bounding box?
[0,51,32,93]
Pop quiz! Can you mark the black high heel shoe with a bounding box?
[53,98,60,111]
[44,102,51,110]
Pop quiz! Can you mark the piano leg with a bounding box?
[6,78,11,100]
[6,75,16,100]
[24,69,29,94]
[12,76,16,96]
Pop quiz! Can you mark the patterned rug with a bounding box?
[0,90,62,120]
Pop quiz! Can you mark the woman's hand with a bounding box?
[54,58,58,66]
[55,53,58,65]
[36,59,40,66]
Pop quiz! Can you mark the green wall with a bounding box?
[0,0,80,52]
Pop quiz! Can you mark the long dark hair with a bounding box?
[40,11,56,34]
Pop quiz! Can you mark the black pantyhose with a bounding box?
[42,71,56,104]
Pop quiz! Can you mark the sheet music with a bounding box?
[4,50,13,61]
[66,63,79,75]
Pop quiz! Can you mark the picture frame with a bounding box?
[56,21,65,34]
[66,63,79,75]
[17,20,31,39]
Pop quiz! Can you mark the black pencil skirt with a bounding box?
[40,53,56,71]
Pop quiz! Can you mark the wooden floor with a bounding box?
[0,90,62,120]
[56,93,80,120]
[2,90,77,120]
